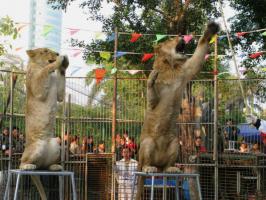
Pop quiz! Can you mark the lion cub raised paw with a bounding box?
[142,166,158,173]
[164,166,182,173]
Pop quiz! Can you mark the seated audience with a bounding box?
[195,136,207,154]
[87,135,94,153]
[70,135,80,154]
[81,136,88,153]
[251,143,260,154]
[94,141,105,153]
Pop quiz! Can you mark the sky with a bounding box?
[0,0,236,77]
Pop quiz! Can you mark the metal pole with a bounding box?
[8,72,14,171]
[111,27,118,200]
[213,34,219,200]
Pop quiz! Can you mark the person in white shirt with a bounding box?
[115,147,138,200]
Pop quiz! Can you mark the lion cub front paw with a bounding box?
[48,164,63,171]
[142,166,158,173]
[20,164,37,170]
[164,166,182,173]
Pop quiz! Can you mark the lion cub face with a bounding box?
[26,48,59,66]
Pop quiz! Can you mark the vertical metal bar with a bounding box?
[8,72,14,171]
[71,173,77,200]
[163,176,166,200]
[111,27,118,200]
[151,175,155,200]
[131,174,136,200]
[213,34,219,200]
[196,176,202,200]
[59,175,63,200]
[14,174,21,200]
[236,171,240,194]
[4,171,12,200]
[175,177,179,200]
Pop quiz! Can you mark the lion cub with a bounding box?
[20,48,68,171]
[137,22,219,199]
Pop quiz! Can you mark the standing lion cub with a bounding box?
[20,48,68,171]
[136,22,219,199]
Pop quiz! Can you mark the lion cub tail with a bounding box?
[31,176,47,200]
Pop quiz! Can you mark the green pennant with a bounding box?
[261,68,266,72]
[42,25,54,37]
[111,67,118,74]
[105,65,113,71]
[262,31,266,36]
[154,34,167,43]
[100,52,111,60]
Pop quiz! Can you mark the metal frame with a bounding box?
[4,169,77,200]
[131,172,202,200]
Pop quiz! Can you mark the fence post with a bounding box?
[213,34,219,200]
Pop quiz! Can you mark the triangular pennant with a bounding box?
[114,51,127,58]
[239,53,247,58]
[130,33,142,42]
[236,32,248,38]
[155,34,167,43]
[261,31,266,36]
[111,67,118,74]
[42,25,54,37]
[205,54,210,60]
[15,47,23,51]
[100,52,111,60]
[209,35,217,44]
[68,28,80,36]
[262,68,266,72]
[127,70,140,75]
[142,53,154,62]
[95,32,106,40]
[238,67,246,73]
[249,52,264,59]
[95,68,106,84]
[105,65,113,71]
[106,33,115,42]
[17,24,27,32]
[218,35,227,41]
[72,50,81,57]
[183,35,193,44]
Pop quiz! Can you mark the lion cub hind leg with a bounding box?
[142,165,158,173]
[164,166,182,173]
[20,163,37,170]
[48,164,63,171]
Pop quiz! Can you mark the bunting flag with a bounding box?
[238,67,246,73]
[239,53,247,58]
[209,35,217,44]
[100,52,111,60]
[68,28,80,36]
[218,35,227,41]
[142,53,154,62]
[154,34,167,43]
[72,50,82,57]
[262,68,266,72]
[15,47,23,51]
[249,52,264,59]
[114,51,127,58]
[205,54,210,60]
[183,35,193,44]
[130,33,142,42]
[105,65,113,71]
[106,33,115,42]
[262,31,266,36]
[95,32,106,40]
[95,68,106,84]
[42,25,54,37]
[17,24,27,32]
[126,70,141,75]
[111,67,118,74]
[236,32,248,38]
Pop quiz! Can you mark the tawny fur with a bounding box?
[136,22,219,199]
[20,48,68,170]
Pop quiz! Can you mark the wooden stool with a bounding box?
[4,169,77,200]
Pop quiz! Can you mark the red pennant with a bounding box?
[69,28,80,36]
[95,69,106,84]
[249,52,263,59]
[130,33,142,42]
[236,32,248,38]
[142,53,154,62]
[15,47,23,51]
[72,50,81,57]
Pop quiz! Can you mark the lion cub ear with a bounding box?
[26,50,35,58]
